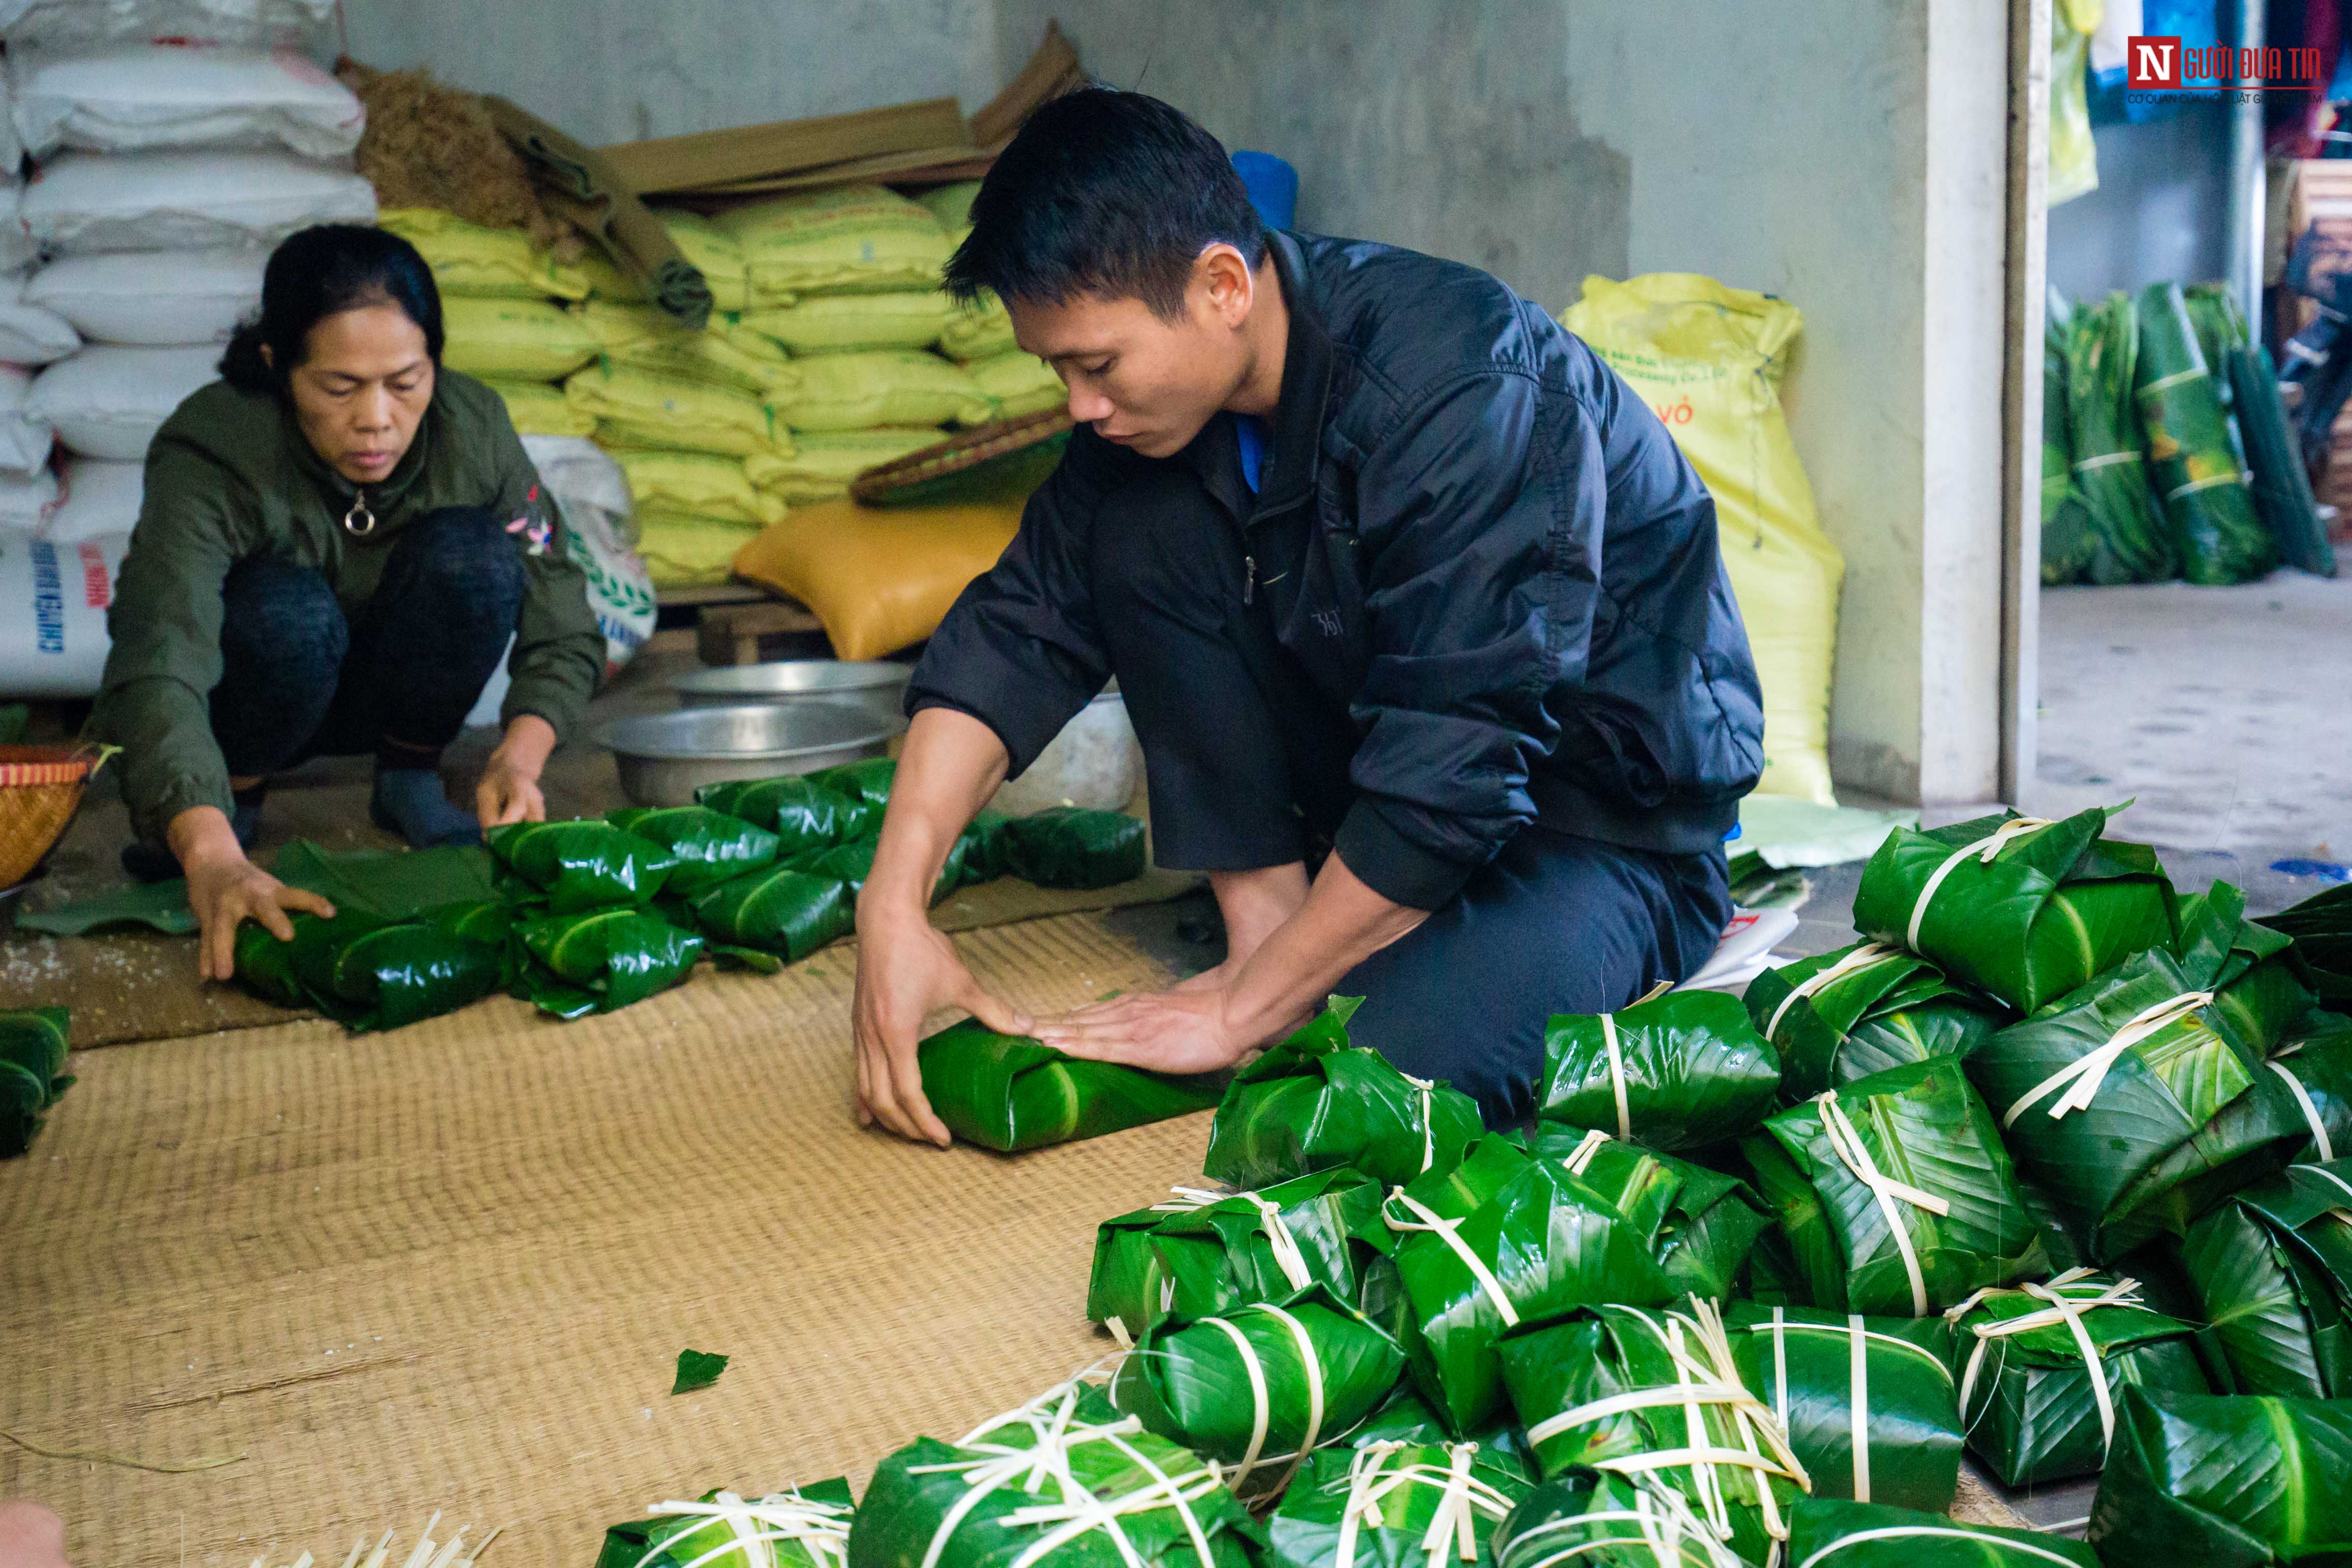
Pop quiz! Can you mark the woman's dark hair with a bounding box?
[944,88,1266,320]
[220,223,445,394]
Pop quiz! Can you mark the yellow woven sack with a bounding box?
[379,208,590,301]
[573,250,647,303]
[484,378,597,438]
[965,351,1065,420]
[439,297,602,380]
[739,292,951,355]
[912,184,1019,361]
[719,185,949,304]
[730,495,1020,659]
[657,212,747,313]
[744,428,944,503]
[564,361,789,459]
[635,510,762,588]
[773,349,993,432]
[914,181,981,235]
[1560,273,1844,804]
[580,302,799,398]
[610,449,785,527]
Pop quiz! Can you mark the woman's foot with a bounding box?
[369,767,481,848]
[120,786,265,883]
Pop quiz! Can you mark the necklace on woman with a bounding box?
[342,489,376,538]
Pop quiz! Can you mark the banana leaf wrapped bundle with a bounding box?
[696,776,862,856]
[2174,879,2315,1052]
[1720,1303,1960,1512]
[2259,880,2352,1007]
[0,1006,71,1158]
[2086,1386,2352,1568]
[1489,1469,1757,1568]
[1496,1300,1809,1567]
[1534,990,1780,1151]
[2136,280,2274,586]
[234,909,505,1032]
[2227,342,2337,579]
[1261,1441,1532,1568]
[1347,1387,1537,1481]
[956,809,1014,885]
[1385,1136,1673,1434]
[1513,1125,1771,1301]
[2064,290,2177,584]
[1204,998,1483,1189]
[1746,942,2008,1103]
[2171,1158,2352,1397]
[596,1480,852,1568]
[1786,1498,2096,1568]
[1742,1058,2043,1316]
[606,805,782,896]
[798,835,966,904]
[487,819,678,912]
[1942,1268,2206,1488]
[688,866,855,961]
[2041,297,2096,586]
[2266,1024,2352,1163]
[1108,1289,1408,1496]
[1965,946,2306,1262]
[848,1379,1261,1568]
[1087,1169,1396,1343]
[1851,805,2174,1014]
[513,907,705,1019]
[1002,806,1149,889]
[804,757,894,814]
[917,1018,1223,1152]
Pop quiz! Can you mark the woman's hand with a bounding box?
[169,806,334,982]
[1034,988,1249,1076]
[476,713,556,828]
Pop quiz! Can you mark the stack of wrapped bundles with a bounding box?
[595,1480,852,1568]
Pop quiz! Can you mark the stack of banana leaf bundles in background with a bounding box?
[592,807,2352,1566]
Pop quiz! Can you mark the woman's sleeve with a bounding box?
[489,420,605,742]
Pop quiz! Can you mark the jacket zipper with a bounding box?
[1243,553,1255,605]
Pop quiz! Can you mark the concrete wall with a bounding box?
[2047,105,2232,300]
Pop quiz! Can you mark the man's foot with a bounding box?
[370,767,482,848]
[120,789,265,883]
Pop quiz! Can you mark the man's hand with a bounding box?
[169,804,335,981]
[476,713,556,828]
[1034,988,1245,1075]
[853,908,1031,1146]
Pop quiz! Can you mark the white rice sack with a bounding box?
[0,0,334,48]
[21,149,375,254]
[11,44,364,160]
[519,433,655,674]
[26,247,263,344]
[0,72,22,177]
[0,187,39,274]
[0,366,52,475]
[0,462,55,526]
[43,454,139,539]
[0,526,127,698]
[0,270,78,364]
[25,344,216,460]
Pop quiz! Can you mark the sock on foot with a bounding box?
[370,767,481,849]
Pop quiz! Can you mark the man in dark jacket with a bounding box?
[853,89,1763,1144]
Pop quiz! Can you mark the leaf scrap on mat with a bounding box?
[672,1349,729,1395]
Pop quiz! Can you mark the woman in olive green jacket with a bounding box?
[92,225,604,979]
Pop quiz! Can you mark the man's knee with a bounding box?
[219,556,346,672]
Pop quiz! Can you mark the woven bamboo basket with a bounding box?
[848,407,1075,506]
[0,745,102,889]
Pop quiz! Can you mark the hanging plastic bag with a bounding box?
[2049,0,2102,207]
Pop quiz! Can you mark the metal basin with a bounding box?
[672,660,912,731]
[595,700,893,806]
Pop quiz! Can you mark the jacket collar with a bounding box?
[1178,230,1333,523]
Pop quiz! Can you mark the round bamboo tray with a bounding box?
[0,744,102,890]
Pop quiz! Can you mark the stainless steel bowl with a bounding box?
[671,659,913,724]
[595,700,894,806]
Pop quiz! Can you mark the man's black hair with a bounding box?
[944,88,1267,319]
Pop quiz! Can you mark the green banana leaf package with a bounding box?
[1385,1136,1673,1435]
[1965,945,2306,1262]
[796,834,966,904]
[2171,1157,2352,1398]
[233,908,505,1032]
[803,756,893,817]
[1262,1441,1532,1568]
[1942,1267,2206,1488]
[1496,1300,1810,1567]
[2227,342,2337,579]
[2136,280,2275,586]
[956,809,1014,885]
[487,819,678,912]
[1347,1386,1538,1482]
[2266,1023,2352,1163]
[1204,997,1483,1190]
[2086,1385,2352,1568]
[596,1480,852,1568]
[696,775,862,856]
[1513,1124,1770,1302]
[1086,1168,1397,1343]
[1744,941,2008,1102]
[2064,290,2177,584]
[1489,1468,1765,1568]
[2173,879,2316,1052]
[1002,806,1149,889]
[606,805,781,896]
[2041,292,2096,585]
[1742,1057,2043,1317]
[917,1018,1223,1153]
[1852,805,2175,1015]
[0,1006,71,1158]
[848,1379,1261,1568]
[2259,880,2352,1007]
[513,907,705,1019]
[1534,990,1781,1151]
[689,865,855,961]
[1108,1288,1408,1496]
[1721,1302,1960,1513]
[1786,1497,2097,1568]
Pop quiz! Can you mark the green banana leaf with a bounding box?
[1512,1124,1771,1302]
[2227,343,2337,578]
[606,805,782,896]
[596,1480,853,1568]
[2136,281,2275,586]
[1743,1058,2043,1316]
[234,908,504,1032]
[1002,806,1149,889]
[1535,990,1781,1151]
[1086,1167,1397,1342]
[797,835,966,904]
[957,809,1014,885]
[1746,943,2008,1103]
[1387,1136,1673,1435]
[2266,1025,2352,1163]
[803,757,894,813]
[917,1018,1223,1152]
[2042,295,2096,586]
[2258,881,2352,1007]
[514,907,704,1018]
[2173,880,2315,1052]
[486,819,678,912]
[1787,1497,2097,1567]
[1965,946,2305,1263]
[688,866,855,961]
[1944,1270,2206,1487]
[847,1380,1262,1568]
[1496,1301,1809,1567]
[1490,1469,1760,1568]
[2086,1385,2352,1567]
[271,839,501,921]
[0,1006,71,1158]
[430,898,523,987]
[1262,1441,1533,1568]
[2065,291,2177,584]
[232,919,309,1006]
[1851,805,2175,1014]
[1108,1288,1408,1493]
[1346,1386,1538,1481]
[695,775,862,856]
[1721,1302,1961,1512]
[1204,998,1483,1190]
[16,877,199,936]
[2172,1158,2352,1398]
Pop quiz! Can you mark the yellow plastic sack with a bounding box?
[744,428,944,503]
[643,211,746,313]
[609,449,785,527]
[572,250,646,303]
[914,181,981,235]
[739,292,950,355]
[772,349,993,432]
[730,495,1021,659]
[378,208,590,301]
[484,377,597,438]
[635,510,762,588]
[1560,273,1844,804]
[939,296,1017,362]
[718,184,949,304]
[965,350,1065,420]
[579,302,799,398]
[2049,0,2101,207]
[565,361,789,459]
[439,297,602,381]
